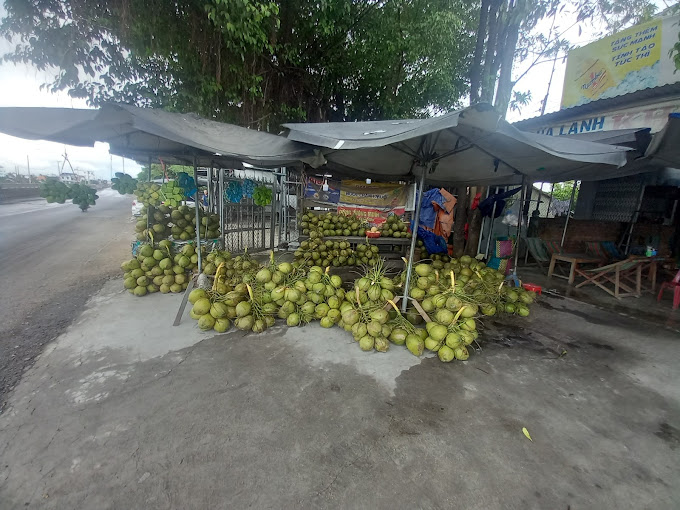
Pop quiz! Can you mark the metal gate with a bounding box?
[218,172,277,253]
[279,168,303,245]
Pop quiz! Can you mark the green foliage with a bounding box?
[0,0,476,126]
[550,181,579,202]
[136,164,188,182]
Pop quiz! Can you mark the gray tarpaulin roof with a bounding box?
[0,103,320,168]
[644,114,680,169]
[283,103,635,185]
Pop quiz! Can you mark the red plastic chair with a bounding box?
[657,270,680,310]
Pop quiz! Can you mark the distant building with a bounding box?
[59,173,84,184]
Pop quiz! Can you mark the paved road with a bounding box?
[0,189,132,409]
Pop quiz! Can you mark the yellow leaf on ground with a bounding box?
[522,427,532,441]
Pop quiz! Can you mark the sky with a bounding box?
[0,1,672,178]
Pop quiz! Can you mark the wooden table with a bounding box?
[548,253,602,285]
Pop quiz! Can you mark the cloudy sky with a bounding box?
[0,1,670,180]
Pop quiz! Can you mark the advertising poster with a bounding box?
[337,180,409,225]
[304,176,340,204]
[561,15,679,108]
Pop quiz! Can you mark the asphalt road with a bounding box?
[0,189,132,410]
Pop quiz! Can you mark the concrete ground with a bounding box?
[1,274,679,509]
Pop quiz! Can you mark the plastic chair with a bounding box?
[657,270,680,310]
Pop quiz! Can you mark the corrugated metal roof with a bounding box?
[514,83,680,129]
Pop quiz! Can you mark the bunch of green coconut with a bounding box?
[333,259,427,354]
[376,214,412,238]
[121,242,201,296]
[294,237,380,267]
[133,204,221,242]
[188,251,347,333]
[300,210,368,237]
[111,172,138,195]
[134,181,164,207]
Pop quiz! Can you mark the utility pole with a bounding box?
[26,155,31,183]
[110,155,113,180]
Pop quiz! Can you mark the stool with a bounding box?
[523,283,542,295]
[657,269,680,310]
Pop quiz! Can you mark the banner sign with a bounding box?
[561,15,679,108]
[338,180,408,207]
[337,205,406,226]
[304,176,340,204]
[336,180,409,225]
[531,100,680,136]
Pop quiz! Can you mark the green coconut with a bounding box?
[352,322,368,340]
[255,268,272,283]
[327,309,341,323]
[424,336,442,351]
[213,317,231,333]
[133,285,148,297]
[147,284,159,293]
[438,345,455,362]
[445,332,462,349]
[235,315,254,330]
[124,277,137,289]
[374,337,389,352]
[159,284,171,294]
[460,330,474,345]
[454,346,469,360]
[370,308,389,324]
[286,313,301,327]
[359,335,375,351]
[136,275,149,287]
[446,296,463,311]
[428,323,448,342]
[414,264,432,277]
[405,334,424,356]
[460,304,478,318]
[435,309,454,325]
[320,316,335,328]
[235,301,252,318]
[188,288,207,304]
[198,314,216,330]
[389,328,407,345]
[210,302,228,319]
[193,298,211,316]
[367,320,383,337]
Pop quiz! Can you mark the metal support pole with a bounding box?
[193,156,202,272]
[401,167,428,313]
[146,156,152,234]
[560,180,578,248]
[547,182,555,217]
[219,168,225,250]
[484,198,498,259]
[207,166,213,211]
[270,177,277,249]
[512,177,527,276]
[476,186,491,256]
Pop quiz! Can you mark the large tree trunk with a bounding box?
[480,0,502,103]
[452,187,469,258]
[493,2,523,117]
[465,186,487,257]
[469,0,491,104]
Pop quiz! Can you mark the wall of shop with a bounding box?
[536,218,673,256]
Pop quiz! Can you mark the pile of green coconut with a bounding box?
[184,251,536,363]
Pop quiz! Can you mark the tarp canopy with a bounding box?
[0,103,320,168]
[283,103,636,185]
[644,113,680,169]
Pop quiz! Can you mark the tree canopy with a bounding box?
[1,0,477,128]
[0,0,661,129]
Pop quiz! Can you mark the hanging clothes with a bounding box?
[433,188,456,239]
[478,187,522,218]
